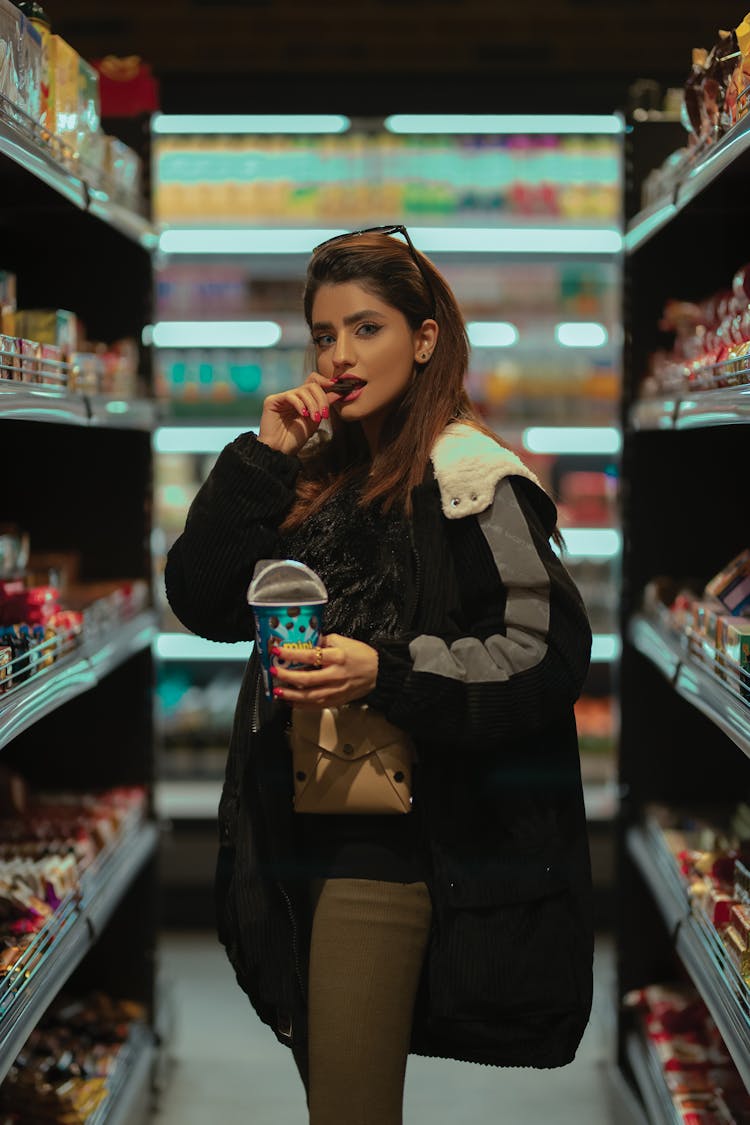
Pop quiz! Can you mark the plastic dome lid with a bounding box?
[247,559,328,606]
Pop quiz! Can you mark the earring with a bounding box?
[420,352,428,360]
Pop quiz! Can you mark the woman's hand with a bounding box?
[258,372,340,457]
[270,634,378,710]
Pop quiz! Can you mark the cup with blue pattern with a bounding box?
[247,560,328,700]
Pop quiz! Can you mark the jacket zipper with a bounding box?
[251,664,262,734]
[408,522,422,629]
[277,879,306,1004]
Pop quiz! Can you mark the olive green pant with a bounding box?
[296,877,433,1125]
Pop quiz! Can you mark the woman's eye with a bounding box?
[314,334,334,348]
[357,323,381,338]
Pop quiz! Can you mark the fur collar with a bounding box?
[430,422,542,520]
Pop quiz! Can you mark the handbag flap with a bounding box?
[291,705,413,761]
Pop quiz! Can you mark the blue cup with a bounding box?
[247,561,328,701]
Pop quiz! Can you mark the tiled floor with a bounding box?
[153,930,616,1124]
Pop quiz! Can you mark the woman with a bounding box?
[165,226,594,1124]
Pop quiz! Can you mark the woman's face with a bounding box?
[310,281,436,449]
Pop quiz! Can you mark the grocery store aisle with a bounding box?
[153,930,616,1124]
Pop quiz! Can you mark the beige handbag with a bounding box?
[289,704,414,814]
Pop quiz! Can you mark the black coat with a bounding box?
[165,425,594,1069]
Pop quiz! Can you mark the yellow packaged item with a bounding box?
[50,34,80,152]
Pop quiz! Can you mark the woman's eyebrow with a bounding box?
[311,309,386,332]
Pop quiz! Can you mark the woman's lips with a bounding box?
[331,378,366,403]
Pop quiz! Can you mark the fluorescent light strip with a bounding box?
[522,427,621,455]
[152,114,351,134]
[555,322,609,348]
[591,634,621,663]
[467,321,519,347]
[159,227,623,256]
[154,426,256,454]
[560,528,621,559]
[385,114,623,135]
[155,633,255,661]
[151,321,281,348]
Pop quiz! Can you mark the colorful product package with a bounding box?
[733,12,750,121]
[76,56,100,165]
[721,617,750,700]
[0,0,22,111]
[0,271,16,336]
[16,338,39,382]
[49,34,80,152]
[15,309,77,357]
[0,335,18,381]
[705,550,750,616]
[16,8,41,123]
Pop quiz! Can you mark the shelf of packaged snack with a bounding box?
[630,385,750,432]
[0,96,156,252]
[624,1029,680,1125]
[625,113,750,255]
[0,610,158,752]
[0,382,158,431]
[627,823,750,1091]
[92,1025,156,1125]
[0,820,158,1085]
[628,614,750,759]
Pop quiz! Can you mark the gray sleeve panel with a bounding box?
[407,478,551,684]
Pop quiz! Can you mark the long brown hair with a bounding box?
[282,231,506,531]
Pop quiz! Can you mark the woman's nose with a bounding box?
[332,333,354,366]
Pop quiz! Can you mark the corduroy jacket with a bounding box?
[164,422,594,1069]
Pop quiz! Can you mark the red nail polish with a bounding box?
[270,646,282,657]
[322,407,329,419]
[273,687,284,698]
[313,411,321,423]
[270,666,278,677]
[301,408,309,418]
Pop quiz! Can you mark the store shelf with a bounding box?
[93,1029,156,1125]
[0,382,158,430]
[0,610,158,752]
[155,778,221,820]
[624,1030,680,1125]
[0,97,156,250]
[629,614,750,759]
[0,96,86,210]
[87,396,159,431]
[0,381,90,426]
[154,633,253,662]
[625,114,750,253]
[627,824,750,1091]
[630,387,750,432]
[158,224,623,259]
[0,821,158,1085]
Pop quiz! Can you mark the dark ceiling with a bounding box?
[44,0,750,115]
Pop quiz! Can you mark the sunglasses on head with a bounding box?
[312,224,437,318]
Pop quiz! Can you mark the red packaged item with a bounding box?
[46,610,82,654]
[700,878,737,928]
[0,586,59,627]
[729,902,750,947]
[91,56,159,116]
